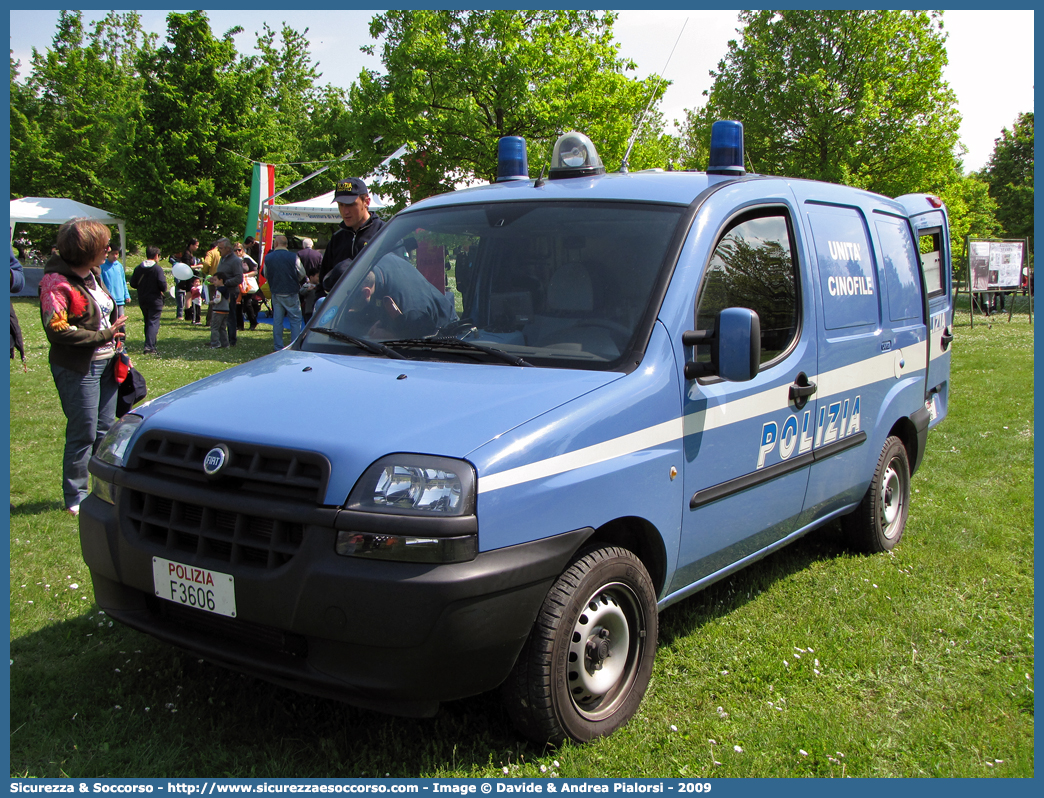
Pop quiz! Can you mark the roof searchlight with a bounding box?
[548,132,606,180]
[707,120,746,176]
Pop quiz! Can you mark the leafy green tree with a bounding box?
[938,175,1002,280]
[125,11,270,250]
[249,22,352,204]
[10,11,152,211]
[681,10,963,198]
[980,112,1033,240]
[347,10,673,207]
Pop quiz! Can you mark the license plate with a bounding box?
[152,557,237,618]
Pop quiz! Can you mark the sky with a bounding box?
[8,8,1035,174]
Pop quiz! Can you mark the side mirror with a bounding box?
[683,307,760,381]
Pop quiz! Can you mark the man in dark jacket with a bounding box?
[318,177,385,293]
[129,246,166,354]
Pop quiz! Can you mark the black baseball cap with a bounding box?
[333,177,369,204]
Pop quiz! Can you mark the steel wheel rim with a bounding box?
[565,582,645,721]
[880,460,906,539]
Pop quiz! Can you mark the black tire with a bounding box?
[843,435,911,553]
[503,546,657,745]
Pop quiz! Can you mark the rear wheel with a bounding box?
[503,546,657,745]
[843,435,911,553]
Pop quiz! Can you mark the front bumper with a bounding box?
[80,481,592,717]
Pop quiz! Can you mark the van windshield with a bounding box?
[302,200,685,370]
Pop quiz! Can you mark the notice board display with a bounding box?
[969,239,1025,290]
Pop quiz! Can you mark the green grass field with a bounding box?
[8,294,1034,778]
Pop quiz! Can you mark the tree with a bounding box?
[347,10,673,207]
[681,10,963,198]
[10,11,153,210]
[125,11,270,250]
[980,112,1033,240]
[938,175,1001,279]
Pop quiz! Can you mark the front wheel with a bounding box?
[503,546,657,745]
[843,435,911,553]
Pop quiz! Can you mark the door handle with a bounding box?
[789,374,817,409]
[940,327,953,350]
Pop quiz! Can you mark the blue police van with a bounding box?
[83,122,952,744]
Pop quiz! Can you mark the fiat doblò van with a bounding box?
[83,122,952,744]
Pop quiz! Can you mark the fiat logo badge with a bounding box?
[203,445,230,476]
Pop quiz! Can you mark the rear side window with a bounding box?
[917,227,946,297]
[807,206,879,330]
[875,214,923,322]
[695,210,800,367]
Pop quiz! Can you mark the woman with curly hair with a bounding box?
[38,218,127,516]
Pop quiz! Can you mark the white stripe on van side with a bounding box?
[477,417,683,494]
[476,348,923,495]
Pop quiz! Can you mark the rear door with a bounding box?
[898,195,953,426]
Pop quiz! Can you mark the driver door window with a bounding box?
[694,211,800,369]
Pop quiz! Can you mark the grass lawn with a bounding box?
[8,292,1034,778]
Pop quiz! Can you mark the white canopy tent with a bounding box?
[10,197,127,259]
[266,189,388,225]
[266,144,404,225]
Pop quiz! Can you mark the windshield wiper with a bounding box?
[383,337,532,367]
[309,327,406,359]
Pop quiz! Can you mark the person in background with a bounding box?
[38,218,127,516]
[208,274,230,349]
[201,239,221,277]
[99,244,130,319]
[297,237,322,273]
[129,245,166,355]
[262,234,305,351]
[211,238,242,346]
[297,238,323,317]
[10,252,26,371]
[301,262,321,322]
[243,235,262,264]
[174,237,200,320]
[234,242,260,331]
[188,276,204,325]
[201,240,221,326]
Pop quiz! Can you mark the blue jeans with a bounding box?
[271,293,303,350]
[50,357,119,509]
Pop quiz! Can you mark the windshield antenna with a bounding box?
[619,17,688,174]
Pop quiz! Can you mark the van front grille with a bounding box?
[126,490,304,569]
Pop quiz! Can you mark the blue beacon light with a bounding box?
[496,136,529,182]
[707,120,746,176]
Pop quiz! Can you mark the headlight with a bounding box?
[341,455,478,563]
[95,414,143,467]
[346,454,475,516]
[91,415,143,504]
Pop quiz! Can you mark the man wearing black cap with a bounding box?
[318,177,385,293]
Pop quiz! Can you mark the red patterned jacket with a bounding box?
[39,255,120,374]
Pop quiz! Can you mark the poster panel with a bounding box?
[989,241,1023,288]
[970,240,990,291]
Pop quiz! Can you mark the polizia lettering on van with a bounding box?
[757,395,862,469]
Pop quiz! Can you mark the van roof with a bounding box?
[409,170,736,211]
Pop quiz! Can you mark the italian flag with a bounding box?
[246,162,276,265]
